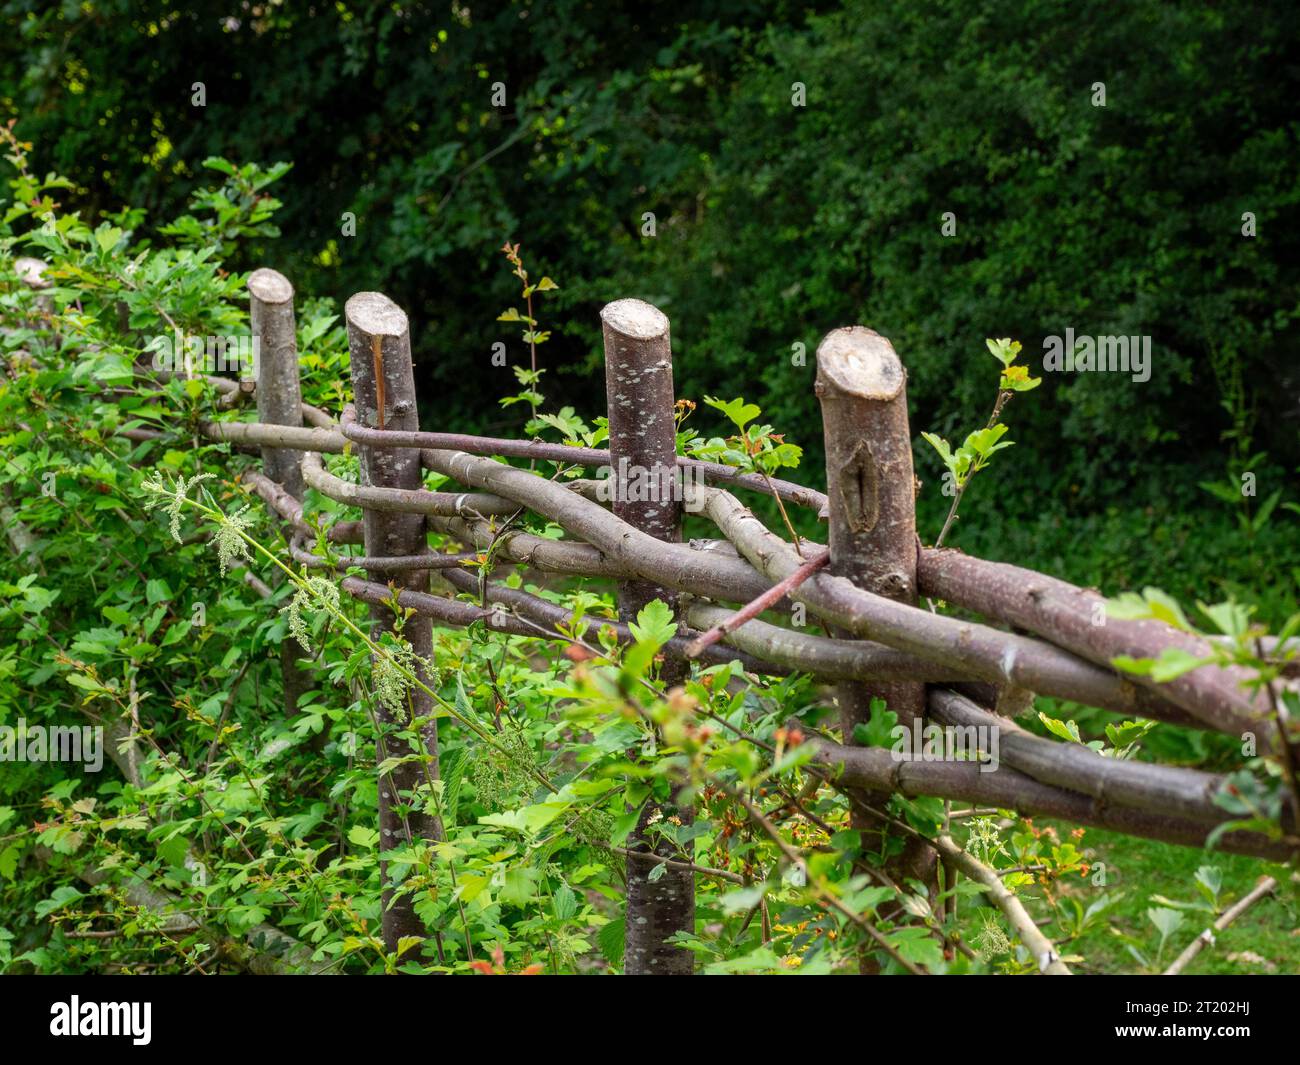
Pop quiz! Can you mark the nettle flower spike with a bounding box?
[965,816,1005,859]
[372,637,436,720]
[973,911,1012,962]
[212,504,254,576]
[141,471,214,542]
[282,576,341,653]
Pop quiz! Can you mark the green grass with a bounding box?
[1030,825,1297,975]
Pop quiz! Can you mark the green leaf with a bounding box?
[500,866,540,907]
[1104,718,1156,752]
[852,697,899,749]
[1196,599,1250,638]
[157,834,190,869]
[1252,487,1282,530]
[628,598,677,651]
[598,917,626,966]
[1116,593,1177,634]
[1149,647,1206,682]
[1110,655,1154,678]
[920,431,955,472]
[886,925,944,967]
[440,749,466,829]
[1193,865,1222,908]
[1147,906,1185,946]
[999,364,1041,391]
[457,875,489,903]
[1037,712,1082,744]
[1003,871,1035,892]
[703,395,761,431]
[552,882,578,921]
[202,157,237,176]
[964,423,1011,459]
[717,883,768,914]
[985,337,1022,368]
[101,605,134,627]
[94,225,124,255]
[35,885,85,920]
[395,936,423,959]
[610,808,640,847]
[478,801,567,836]
[1141,588,1192,631]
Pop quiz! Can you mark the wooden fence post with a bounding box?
[250,269,304,496]
[601,297,694,975]
[815,327,933,891]
[249,268,312,718]
[345,291,441,953]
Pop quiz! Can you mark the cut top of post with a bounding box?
[346,291,409,339]
[816,326,904,400]
[247,267,294,305]
[600,298,669,341]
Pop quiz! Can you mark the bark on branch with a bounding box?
[928,689,1273,828]
[699,487,1254,737]
[919,549,1283,752]
[809,738,1297,862]
[340,415,826,511]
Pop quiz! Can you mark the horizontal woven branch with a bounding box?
[340,407,827,511]
[810,738,1295,862]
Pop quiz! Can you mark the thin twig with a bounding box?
[685,549,829,658]
[612,847,746,885]
[1162,875,1279,975]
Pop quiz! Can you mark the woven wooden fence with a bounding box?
[16,259,1297,974]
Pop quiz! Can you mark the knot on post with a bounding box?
[838,440,879,533]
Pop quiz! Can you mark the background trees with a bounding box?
[4,1,1296,526]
